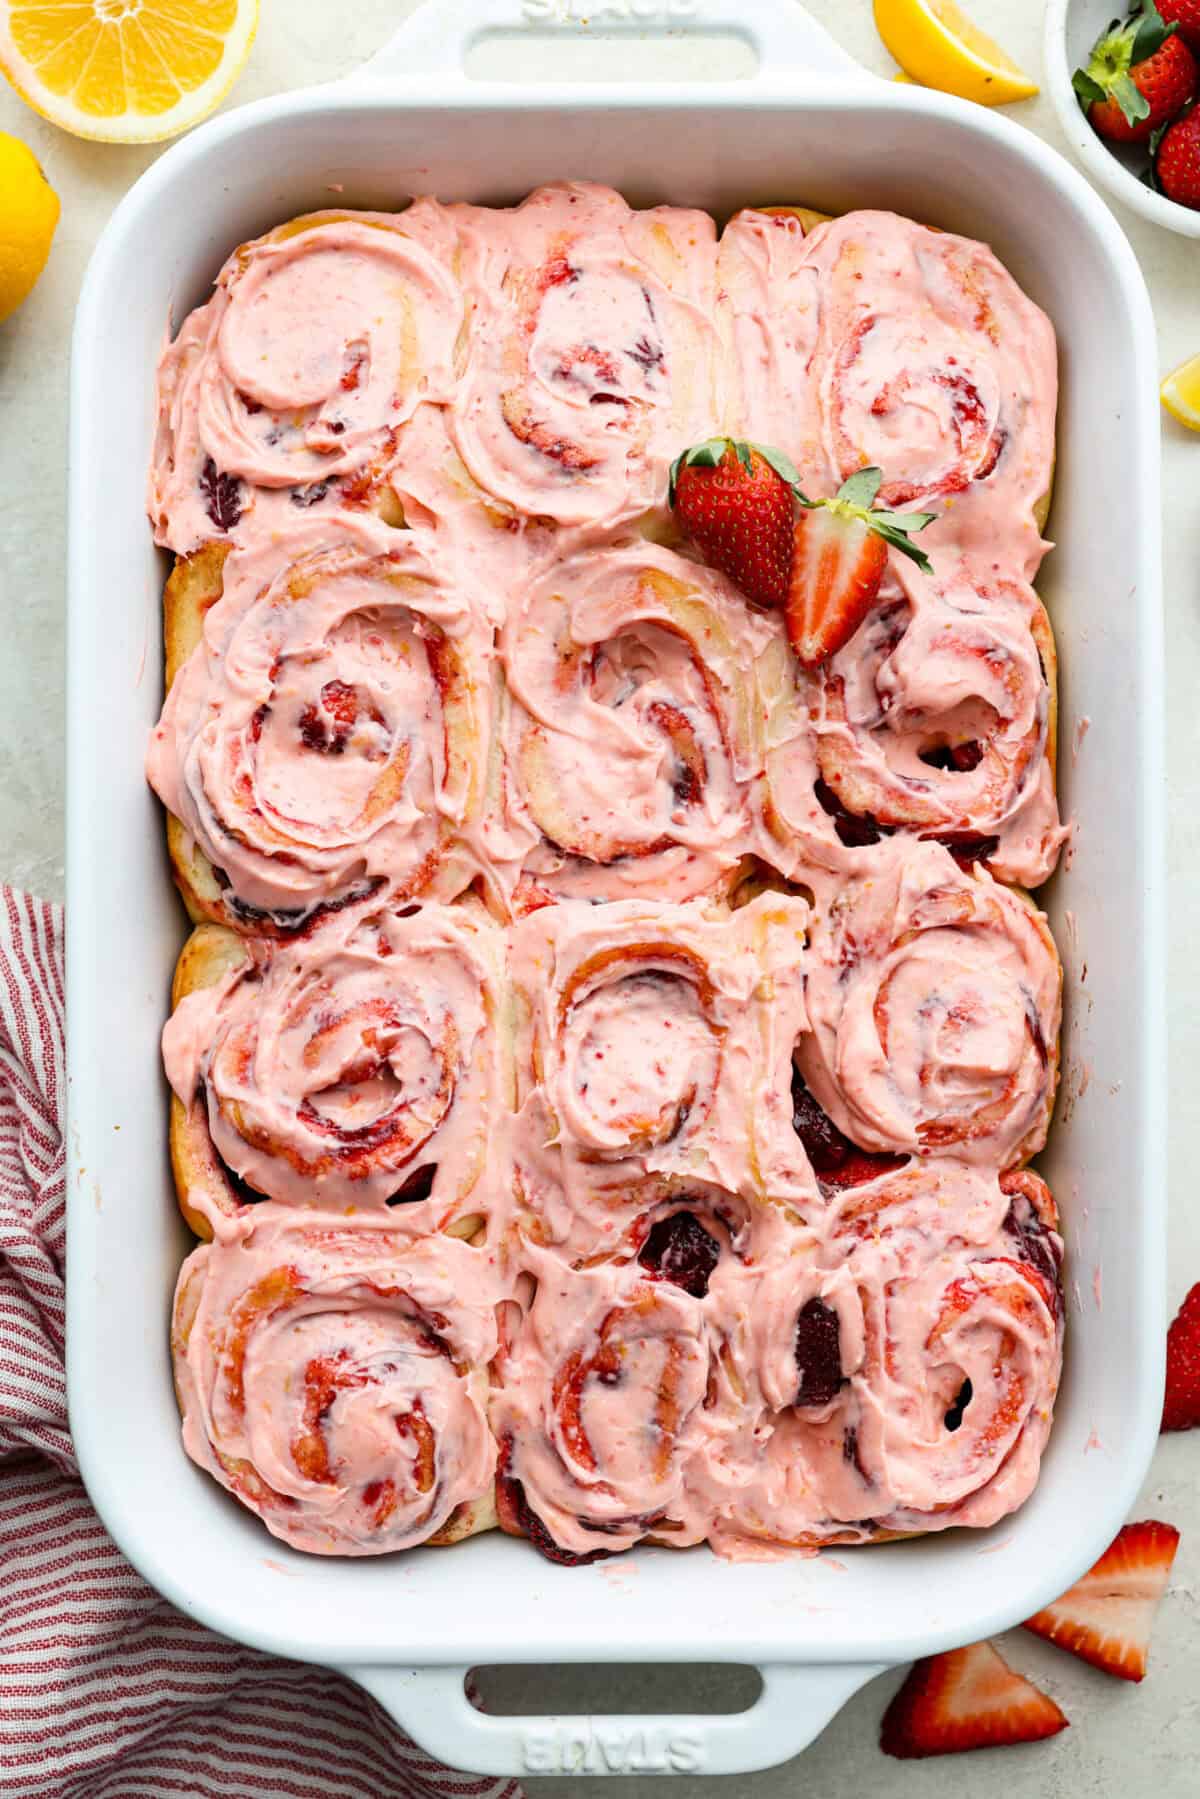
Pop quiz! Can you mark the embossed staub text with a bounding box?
[521,1725,707,1775]
[521,0,701,24]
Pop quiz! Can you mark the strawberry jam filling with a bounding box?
[636,1210,720,1298]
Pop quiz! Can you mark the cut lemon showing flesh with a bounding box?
[873,0,1038,106]
[1162,354,1200,431]
[0,0,259,144]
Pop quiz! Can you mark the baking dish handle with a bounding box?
[345,1660,886,1777]
[358,0,862,86]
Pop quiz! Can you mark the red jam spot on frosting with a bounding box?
[636,1211,720,1299]
[791,1068,905,1192]
[199,457,243,532]
[793,1298,844,1407]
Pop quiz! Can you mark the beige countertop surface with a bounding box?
[2,1,1197,1791]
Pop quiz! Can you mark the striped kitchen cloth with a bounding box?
[0,887,522,1799]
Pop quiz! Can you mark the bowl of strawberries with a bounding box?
[1045,0,1200,236]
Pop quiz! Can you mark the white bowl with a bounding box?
[1045,0,1200,237]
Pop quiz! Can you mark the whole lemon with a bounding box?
[0,131,60,323]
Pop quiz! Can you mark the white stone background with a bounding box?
[1,1,1197,1791]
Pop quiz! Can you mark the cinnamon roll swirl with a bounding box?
[150,205,463,554]
[703,1162,1063,1556]
[493,1249,727,1560]
[448,182,723,530]
[794,840,1061,1170]
[500,542,773,905]
[172,1208,499,1554]
[147,518,490,933]
[163,901,507,1239]
[509,893,809,1252]
[761,560,1065,889]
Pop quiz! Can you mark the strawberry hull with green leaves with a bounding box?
[669,437,934,669]
[1074,0,1197,143]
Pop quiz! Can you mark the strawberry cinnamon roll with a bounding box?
[797,211,1057,572]
[147,518,489,933]
[172,1208,500,1554]
[447,183,722,530]
[704,1163,1062,1556]
[499,542,773,905]
[163,902,507,1240]
[150,205,463,554]
[763,560,1065,888]
[795,840,1061,1170]
[493,1249,728,1559]
[510,893,809,1249]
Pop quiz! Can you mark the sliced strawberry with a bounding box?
[785,504,887,667]
[1074,4,1197,143]
[669,437,797,609]
[881,1640,1068,1759]
[784,467,934,669]
[1163,1280,1200,1429]
[1022,1519,1181,1681]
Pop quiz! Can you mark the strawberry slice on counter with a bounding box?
[1162,1280,1200,1429]
[1021,1520,1181,1681]
[880,1640,1068,1759]
[1073,1,1197,143]
[669,441,934,669]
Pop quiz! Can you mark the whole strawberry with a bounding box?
[1161,0,1200,53]
[669,438,797,608]
[670,440,935,669]
[1074,1,1197,142]
[1156,104,1200,206]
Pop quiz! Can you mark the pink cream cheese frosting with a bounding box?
[162,900,507,1237]
[173,1208,501,1554]
[147,515,497,926]
[150,186,1069,1563]
[149,185,1063,912]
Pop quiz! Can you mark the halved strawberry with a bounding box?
[1022,1519,1181,1681]
[1163,1280,1200,1430]
[785,467,934,669]
[880,1640,1068,1759]
[669,438,798,609]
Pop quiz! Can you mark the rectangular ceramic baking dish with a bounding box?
[66,0,1166,1778]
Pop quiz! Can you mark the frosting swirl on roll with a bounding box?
[701,1163,1062,1557]
[801,562,1065,889]
[146,519,489,928]
[172,1209,499,1554]
[151,207,464,553]
[510,894,810,1253]
[448,183,723,529]
[796,840,1061,1168]
[501,542,772,905]
[493,1250,724,1557]
[162,902,504,1232]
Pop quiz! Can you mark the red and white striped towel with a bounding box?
[0,886,523,1799]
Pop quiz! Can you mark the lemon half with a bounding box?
[0,0,259,144]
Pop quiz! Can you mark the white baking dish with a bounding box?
[66,0,1166,1778]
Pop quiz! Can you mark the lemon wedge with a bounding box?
[1162,354,1200,431]
[0,0,259,144]
[873,0,1038,106]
